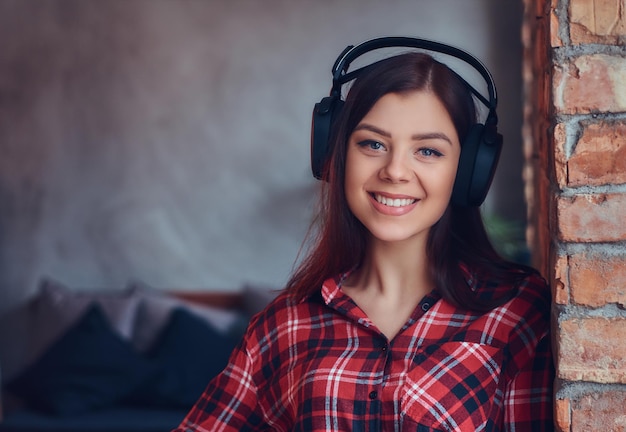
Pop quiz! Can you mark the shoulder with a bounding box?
[467,263,551,313]
[236,288,336,384]
[513,268,551,309]
[503,267,551,319]
[247,289,325,324]
[489,268,551,350]
[464,264,551,341]
[242,289,327,349]
[244,291,294,336]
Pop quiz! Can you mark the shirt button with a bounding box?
[381,345,388,352]
[421,302,431,311]
[414,353,427,364]
[369,390,378,400]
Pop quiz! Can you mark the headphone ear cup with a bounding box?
[311,95,344,180]
[451,124,503,206]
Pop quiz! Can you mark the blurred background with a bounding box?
[0,0,525,313]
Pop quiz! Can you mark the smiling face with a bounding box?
[344,90,461,247]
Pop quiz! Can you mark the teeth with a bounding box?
[375,194,416,207]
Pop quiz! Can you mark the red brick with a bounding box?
[553,55,626,115]
[554,253,570,305]
[569,252,626,307]
[553,123,568,189]
[557,193,626,242]
[555,398,572,432]
[558,317,626,383]
[568,121,626,187]
[570,0,626,44]
[551,0,564,47]
[571,391,626,431]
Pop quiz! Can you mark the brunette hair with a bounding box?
[286,52,532,311]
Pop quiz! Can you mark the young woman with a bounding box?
[174,39,554,431]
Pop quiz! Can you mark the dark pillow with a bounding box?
[129,307,240,408]
[7,304,154,416]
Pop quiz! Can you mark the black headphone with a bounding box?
[311,37,503,207]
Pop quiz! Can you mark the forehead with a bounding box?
[358,91,458,138]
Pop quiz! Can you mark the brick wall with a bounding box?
[522,0,626,430]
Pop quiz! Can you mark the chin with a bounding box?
[367,227,430,245]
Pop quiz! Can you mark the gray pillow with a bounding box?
[23,279,141,374]
[130,283,244,353]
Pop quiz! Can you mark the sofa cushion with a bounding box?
[128,307,239,409]
[6,304,154,416]
[129,284,244,353]
[1,280,142,383]
[24,279,141,373]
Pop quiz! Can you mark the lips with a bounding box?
[372,193,417,208]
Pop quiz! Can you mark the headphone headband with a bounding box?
[330,37,497,114]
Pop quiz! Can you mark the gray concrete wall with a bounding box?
[0,0,524,313]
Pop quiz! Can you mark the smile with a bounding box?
[373,194,417,208]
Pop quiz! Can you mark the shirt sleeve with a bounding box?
[172,336,265,432]
[504,333,554,431]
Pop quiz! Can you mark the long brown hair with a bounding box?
[286,52,532,311]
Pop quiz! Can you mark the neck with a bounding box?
[345,236,433,301]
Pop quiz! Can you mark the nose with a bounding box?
[379,151,412,183]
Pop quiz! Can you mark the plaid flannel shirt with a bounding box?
[174,268,554,431]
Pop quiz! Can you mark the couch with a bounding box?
[0,278,276,432]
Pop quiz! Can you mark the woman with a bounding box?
[174,40,554,431]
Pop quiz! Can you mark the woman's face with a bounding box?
[344,90,461,246]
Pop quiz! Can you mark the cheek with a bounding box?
[344,163,361,211]
[343,155,373,218]
[344,151,363,193]
[444,151,461,188]
[429,160,460,198]
[446,164,460,189]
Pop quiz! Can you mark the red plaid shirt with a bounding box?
[175,268,554,431]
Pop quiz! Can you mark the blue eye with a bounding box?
[358,140,385,151]
[418,148,443,157]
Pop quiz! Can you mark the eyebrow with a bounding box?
[353,123,453,146]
